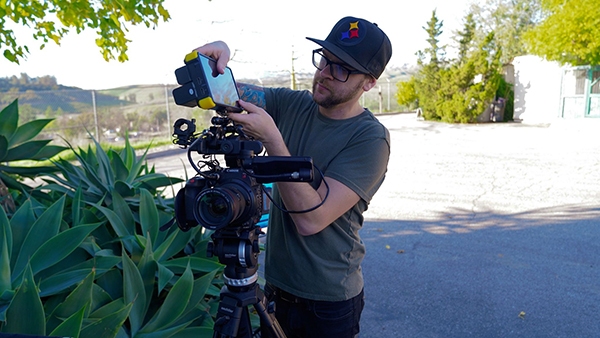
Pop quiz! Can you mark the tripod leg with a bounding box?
[213,294,253,338]
[254,298,287,338]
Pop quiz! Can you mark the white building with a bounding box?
[512,55,600,123]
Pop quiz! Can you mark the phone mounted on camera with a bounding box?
[173,51,243,113]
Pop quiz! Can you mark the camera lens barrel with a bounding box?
[192,177,261,231]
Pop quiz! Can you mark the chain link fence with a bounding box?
[1,76,405,148]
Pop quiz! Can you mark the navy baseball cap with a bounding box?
[307,16,392,79]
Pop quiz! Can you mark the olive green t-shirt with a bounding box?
[263,87,390,301]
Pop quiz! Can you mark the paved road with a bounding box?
[149,114,600,337]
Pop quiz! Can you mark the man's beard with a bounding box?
[312,78,365,109]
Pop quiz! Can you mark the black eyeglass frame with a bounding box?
[312,48,363,82]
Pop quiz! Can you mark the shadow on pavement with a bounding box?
[360,204,600,337]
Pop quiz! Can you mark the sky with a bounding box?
[1,0,476,90]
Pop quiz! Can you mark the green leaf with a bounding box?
[49,303,87,338]
[72,187,83,227]
[29,144,68,160]
[162,257,223,274]
[122,250,146,336]
[138,232,156,314]
[29,222,102,276]
[133,320,194,338]
[3,139,51,162]
[138,174,184,190]
[0,228,11,297]
[12,195,65,285]
[157,262,174,295]
[154,226,201,262]
[170,326,214,338]
[91,137,115,187]
[94,204,135,253]
[9,118,53,147]
[110,149,130,181]
[110,191,135,233]
[114,180,135,197]
[40,262,118,297]
[140,188,159,246]
[3,264,45,335]
[8,200,35,269]
[0,100,19,140]
[182,269,218,316]
[140,263,193,333]
[0,164,58,177]
[79,301,132,338]
[47,269,95,333]
[0,135,8,161]
[88,298,125,319]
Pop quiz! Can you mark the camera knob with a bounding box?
[207,241,215,258]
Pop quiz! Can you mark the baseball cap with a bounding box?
[307,16,392,79]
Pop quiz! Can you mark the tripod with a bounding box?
[209,226,286,338]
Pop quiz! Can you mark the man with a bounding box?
[195,16,392,338]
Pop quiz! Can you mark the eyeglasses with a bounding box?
[312,48,363,82]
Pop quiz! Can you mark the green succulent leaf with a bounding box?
[0,226,11,297]
[79,301,132,338]
[3,139,51,162]
[0,165,59,177]
[0,135,8,161]
[133,320,194,338]
[8,200,35,269]
[49,303,87,338]
[157,262,174,295]
[88,298,125,319]
[47,270,95,333]
[0,100,19,140]
[29,222,102,276]
[170,326,214,338]
[3,264,45,335]
[141,263,193,333]
[12,195,65,285]
[9,118,53,147]
[122,249,147,336]
[39,255,120,297]
[29,144,69,161]
[140,188,159,246]
[94,204,136,253]
[162,257,223,274]
[182,269,218,316]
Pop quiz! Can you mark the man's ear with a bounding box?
[363,76,377,92]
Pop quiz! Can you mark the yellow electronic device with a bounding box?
[173,51,242,113]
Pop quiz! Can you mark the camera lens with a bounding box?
[195,185,246,230]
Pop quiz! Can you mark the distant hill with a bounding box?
[0,74,130,114]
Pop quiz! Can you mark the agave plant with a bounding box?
[0,99,68,211]
[0,100,227,337]
[0,195,224,337]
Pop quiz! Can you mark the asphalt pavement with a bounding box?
[149,113,600,338]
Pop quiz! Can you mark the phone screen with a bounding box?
[199,55,241,111]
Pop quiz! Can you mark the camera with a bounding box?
[170,52,314,233]
[167,50,312,338]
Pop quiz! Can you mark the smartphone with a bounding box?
[173,51,243,113]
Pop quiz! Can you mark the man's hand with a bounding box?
[193,41,230,75]
[227,100,287,155]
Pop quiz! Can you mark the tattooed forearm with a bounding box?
[237,83,267,109]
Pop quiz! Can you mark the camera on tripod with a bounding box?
[169,51,311,337]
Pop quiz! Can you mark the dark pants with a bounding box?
[261,283,365,338]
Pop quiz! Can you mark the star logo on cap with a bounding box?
[340,21,360,40]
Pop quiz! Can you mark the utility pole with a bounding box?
[291,48,298,90]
